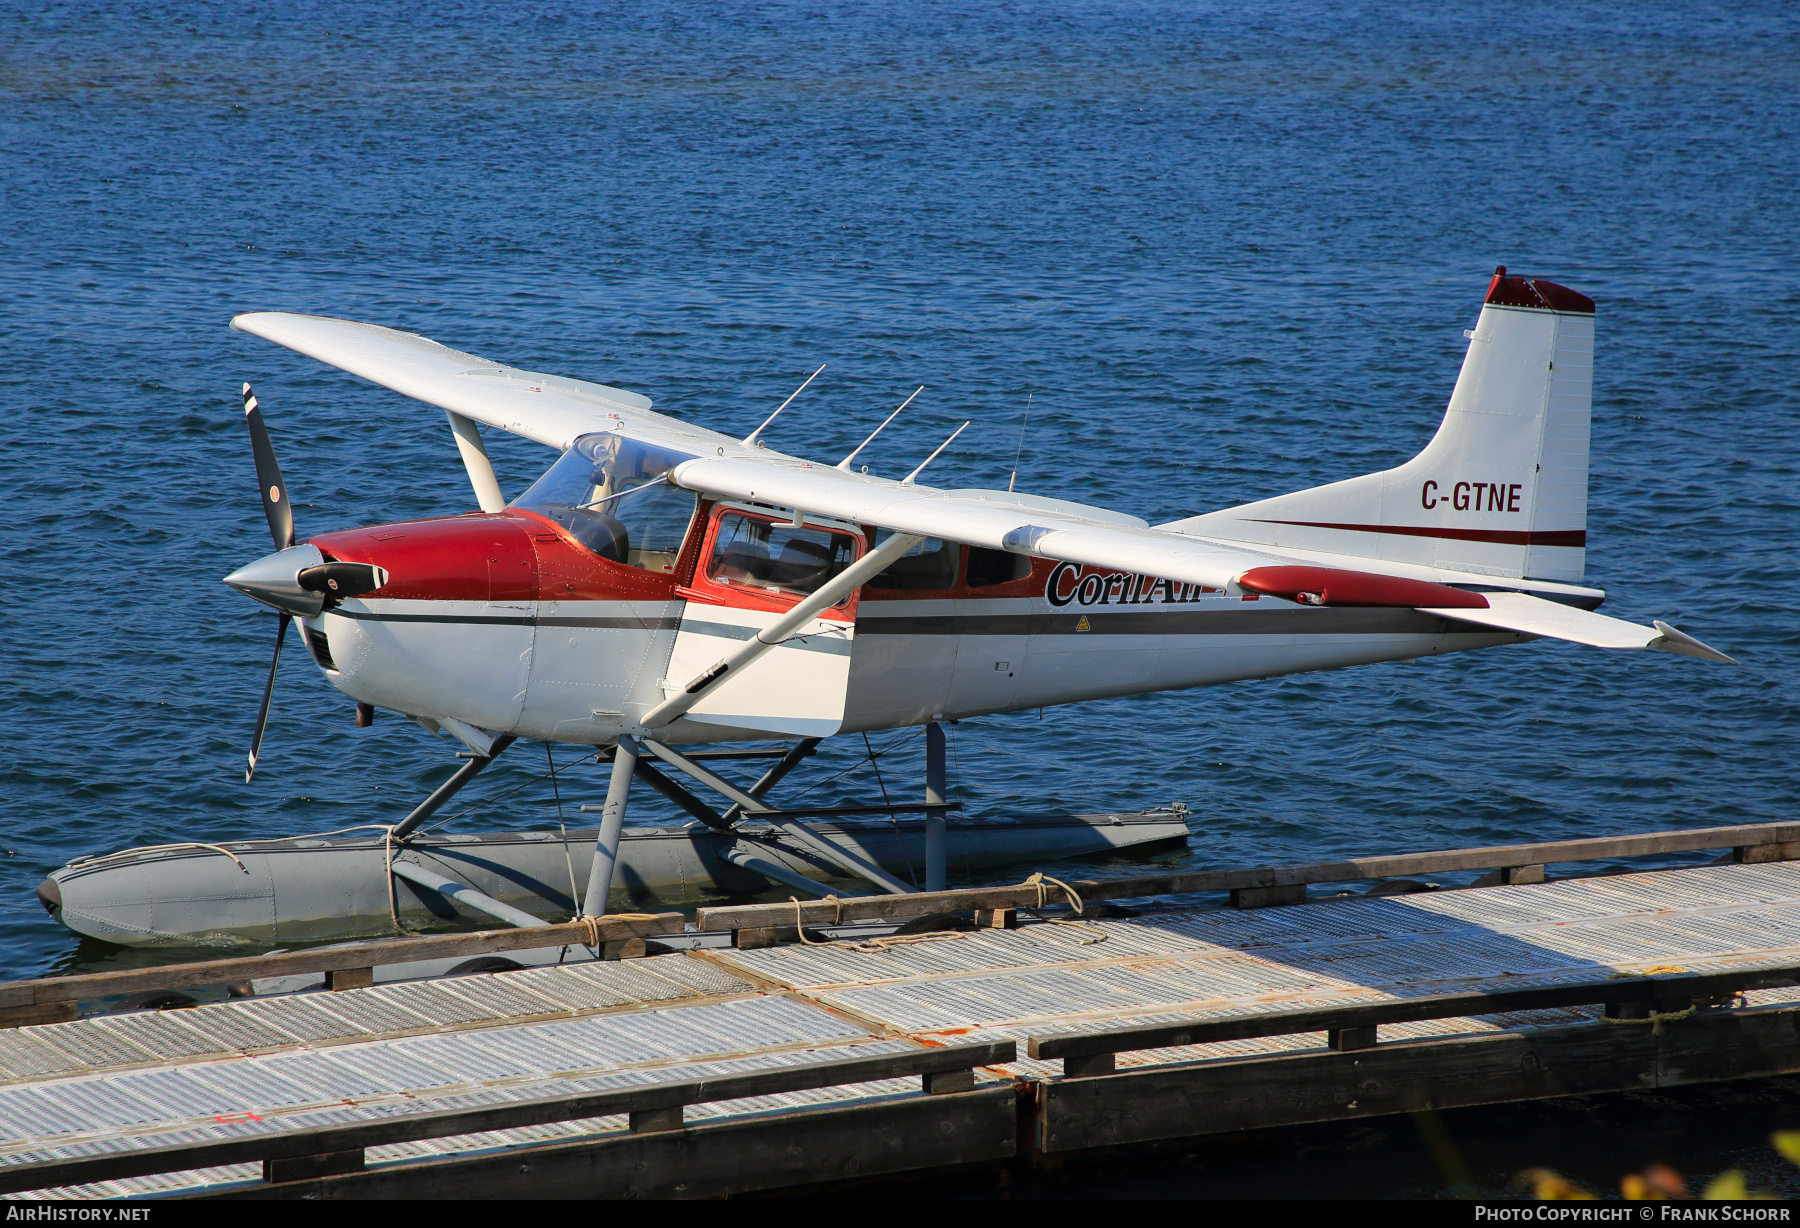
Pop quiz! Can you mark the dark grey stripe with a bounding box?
[681,619,855,656]
[334,609,680,631]
[333,606,1481,638]
[677,619,758,642]
[858,608,1463,636]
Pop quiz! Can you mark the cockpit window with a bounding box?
[705,512,858,598]
[510,433,699,572]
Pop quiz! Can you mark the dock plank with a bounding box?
[11,861,1800,1199]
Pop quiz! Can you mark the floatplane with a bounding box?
[39,268,1734,950]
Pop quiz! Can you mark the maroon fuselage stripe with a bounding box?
[1251,520,1587,548]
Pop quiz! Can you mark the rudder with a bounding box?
[1169,268,1595,583]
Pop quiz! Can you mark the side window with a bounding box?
[706,513,858,598]
[612,481,698,574]
[871,535,959,591]
[966,546,1031,588]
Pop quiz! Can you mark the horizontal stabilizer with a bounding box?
[1420,592,1735,662]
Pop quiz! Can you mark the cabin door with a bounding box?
[663,504,865,738]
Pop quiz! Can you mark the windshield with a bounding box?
[510,433,699,572]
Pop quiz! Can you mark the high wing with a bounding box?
[666,455,1277,592]
[232,311,1732,663]
[229,312,733,457]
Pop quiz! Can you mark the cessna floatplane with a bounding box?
[40,268,1735,950]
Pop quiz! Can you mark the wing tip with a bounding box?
[1651,620,1738,665]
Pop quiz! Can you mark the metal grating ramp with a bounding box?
[10,863,1800,1199]
[709,862,1800,1070]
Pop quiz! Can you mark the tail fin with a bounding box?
[1170,268,1595,583]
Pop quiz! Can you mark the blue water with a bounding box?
[2,1,1797,984]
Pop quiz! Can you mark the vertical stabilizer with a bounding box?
[1168,269,1595,583]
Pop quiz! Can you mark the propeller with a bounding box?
[245,382,295,551]
[243,382,293,783]
[247,611,290,784]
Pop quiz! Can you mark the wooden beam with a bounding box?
[0,914,685,1011]
[0,1002,77,1029]
[0,1039,1014,1196]
[696,819,1800,931]
[202,1089,1018,1201]
[1027,965,1800,1060]
[1033,1006,1800,1153]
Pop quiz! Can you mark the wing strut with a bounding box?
[446,411,506,512]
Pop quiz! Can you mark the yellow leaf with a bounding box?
[1518,1168,1596,1200]
[1703,1170,1747,1200]
[1772,1130,1800,1167]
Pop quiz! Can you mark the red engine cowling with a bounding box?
[309,510,682,603]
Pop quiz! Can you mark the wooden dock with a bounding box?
[4,821,1800,1200]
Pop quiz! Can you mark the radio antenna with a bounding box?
[1007,393,1032,493]
[743,363,825,447]
[837,386,922,471]
[900,421,969,486]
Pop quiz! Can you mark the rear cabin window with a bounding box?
[706,514,858,598]
[871,535,959,591]
[966,546,1032,588]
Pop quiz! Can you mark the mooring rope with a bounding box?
[789,895,844,945]
[76,842,250,873]
[546,742,582,917]
[786,895,971,953]
[1597,1005,1698,1036]
[850,931,969,954]
[383,825,406,936]
[575,914,669,941]
[1022,871,1109,944]
[1597,964,1708,1034]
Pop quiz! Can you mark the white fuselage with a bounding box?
[305,568,1520,746]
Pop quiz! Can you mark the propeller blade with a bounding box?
[243,383,295,550]
[247,612,291,783]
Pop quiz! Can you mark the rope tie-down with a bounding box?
[783,869,1114,954]
[1597,965,1730,1035]
[1022,871,1109,945]
[576,913,668,951]
[788,896,968,952]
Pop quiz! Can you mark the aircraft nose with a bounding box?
[223,543,327,617]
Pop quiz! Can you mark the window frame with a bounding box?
[677,502,869,619]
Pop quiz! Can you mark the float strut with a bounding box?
[721,738,822,824]
[925,722,948,892]
[389,736,516,840]
[639,738,914,895]
[583,736,640,916]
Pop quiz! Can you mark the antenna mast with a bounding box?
[837,386,923,470]
[900,421,970,486]
[1007,392,1032,493]
[743,364,825,447]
